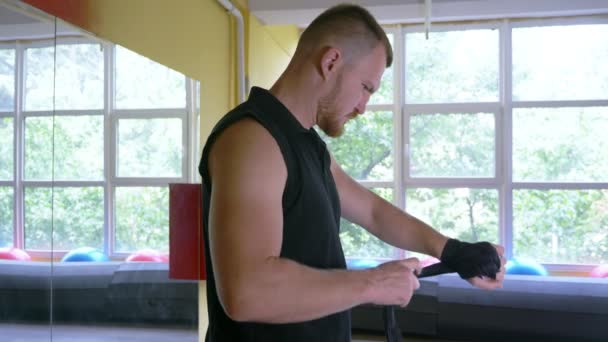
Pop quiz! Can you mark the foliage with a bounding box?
[319,111,393,181]
[24,187,104,250]
[0,48,15,111]
[0,187,13,247]
[114,46,186,109]
[117,118,182,177]
[319,26,608,264]
[114,187,169,253]
[406,188,499,244]
[514,190,608,264]
[406,30,499,103]
[0,42,183,254]
[0,118,13,180]
[24,116,104,180]
[513,108,608,182]
[0,25,607,265]
[410,112,494,177]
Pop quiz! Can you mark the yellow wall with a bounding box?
[248,14,299,90]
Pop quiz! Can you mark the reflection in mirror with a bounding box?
[0,2,198,341]
[0,2,55,341]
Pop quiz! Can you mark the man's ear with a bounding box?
[319,47,342,81]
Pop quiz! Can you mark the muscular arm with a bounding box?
[330,154,448,258]
[207,118,419,323]
[332,155,507,289]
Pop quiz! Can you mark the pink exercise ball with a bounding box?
[0,247,32,261]
[589,264,608,278]
[126,249,168,263]
[420,256,440,268]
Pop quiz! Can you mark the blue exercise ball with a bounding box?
[346,258,382,270]
[61,247,109,262]
[506,258,548,276]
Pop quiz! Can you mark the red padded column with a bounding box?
[169,183,206,280]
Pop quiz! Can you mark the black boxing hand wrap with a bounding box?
[440,239,501,279]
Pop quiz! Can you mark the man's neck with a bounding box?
[269,68,322,130]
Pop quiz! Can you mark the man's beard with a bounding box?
[318,112,345,137]
[317,75,346,138]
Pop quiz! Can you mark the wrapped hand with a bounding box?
[440,238,501,279]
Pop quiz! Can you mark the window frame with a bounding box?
[376,16,608,272]
[0,42,17,249]
[3,36,199,259]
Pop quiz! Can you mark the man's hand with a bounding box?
[440,239,506,289]
[466,244,506,289]
[366,258,422,307]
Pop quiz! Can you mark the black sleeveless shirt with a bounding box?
[198,87,351,342]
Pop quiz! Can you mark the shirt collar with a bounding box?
[248,86,313,135]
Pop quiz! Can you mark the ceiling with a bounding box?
[0,1,84,41]
[249,0,465,11]
[2,0,608,33]
[248,0,608,27]
[0,2,39,25]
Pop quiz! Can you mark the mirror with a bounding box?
[0,2,199,341]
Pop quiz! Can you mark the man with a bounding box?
[198,4,505,341]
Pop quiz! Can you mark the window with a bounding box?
[1,38,199,258]
[403,25,501,261]
[510,22,608,266]
[322,18,608,270]
[0,46,15,248]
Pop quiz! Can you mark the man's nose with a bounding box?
[355,95,369,114]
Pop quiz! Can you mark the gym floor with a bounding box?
[353,333,460,342]
[0,323,197,342]
[0,323,460,342]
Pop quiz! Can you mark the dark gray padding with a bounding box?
[106,263,198,324]
[0,261,53,321]
[0,261,198,326]
[352,274,608,341]
[437,274,608,341]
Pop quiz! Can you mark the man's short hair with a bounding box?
[298,4,393,68]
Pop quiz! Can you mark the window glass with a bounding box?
[513,24,608,101]
[321,110,393,181]
[25,115,104,180]
[0,48,15,111]
[117,118,182,178]
[406,188,499,243]
[369,34,394,105]
[513,189,608,264]
[513,107,608,182]
[0,187,13,247]
[406,29,499,103]
[410,112,495,177]
[0,117,13,180]
[24,46,54,111]
[115,187,169,253]
[115,46,186,109]
[24,187,104,250]
[25,44,104,111]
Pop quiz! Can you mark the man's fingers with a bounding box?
[494,244,505,256]
[401,257,421,274]
[469,276,502,290]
